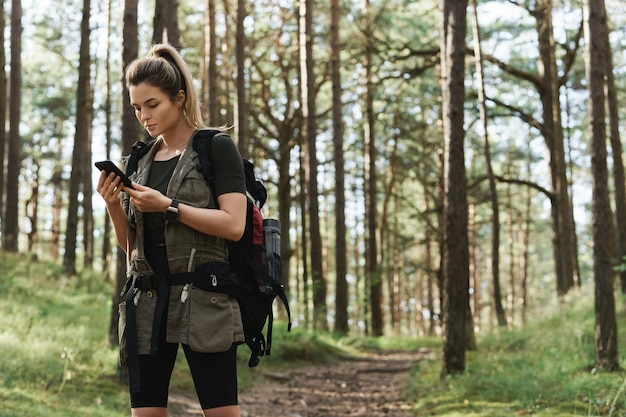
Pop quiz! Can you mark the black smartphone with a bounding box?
[95,160,134,189]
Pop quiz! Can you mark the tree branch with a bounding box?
[469,174,553,202]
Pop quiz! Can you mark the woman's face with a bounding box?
[129,82,184,138]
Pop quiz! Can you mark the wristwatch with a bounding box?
[164,199,180,222]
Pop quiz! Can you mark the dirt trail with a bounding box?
[168,349,432,417]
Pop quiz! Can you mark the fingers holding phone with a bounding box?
[96,170,126,205]
[124,183,170,213]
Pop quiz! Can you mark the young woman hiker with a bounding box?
[96,42,247,417]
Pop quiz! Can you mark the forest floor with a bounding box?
[167,348,433,417]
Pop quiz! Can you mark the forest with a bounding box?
[0,0,625,383]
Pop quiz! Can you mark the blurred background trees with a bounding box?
[0,0,624,374]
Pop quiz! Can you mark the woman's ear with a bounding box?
[176,90,186,107]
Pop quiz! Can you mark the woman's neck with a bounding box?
[157,126,196,159]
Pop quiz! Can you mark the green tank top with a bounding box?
[144,155,180,246]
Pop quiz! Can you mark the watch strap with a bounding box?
[164,199,179,222]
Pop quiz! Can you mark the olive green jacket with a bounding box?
[121,130,244,355]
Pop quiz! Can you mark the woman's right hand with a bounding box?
[97,171,124,207]
[97,170,133,252]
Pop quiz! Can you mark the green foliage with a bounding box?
[407,288,626,416]
[264,326,352,363]
[0,252,126,416]
[342,334,441,352]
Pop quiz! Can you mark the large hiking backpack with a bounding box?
[125,129,291,367]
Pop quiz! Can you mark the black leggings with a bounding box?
[131,247,239,410]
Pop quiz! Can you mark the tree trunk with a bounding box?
[235,0,249,154]
[506,182,516,326]
[300,0,327,331]
[121,1,141,151]
[25,164,40,256]
[81,0,94,270]
[204,0,219,125]
[381,133,399,333]
[298,142,311,327]
[470,0,505,327]
[0,0,6,223]
[221,0,234,125]
[436,150,445,332]
[277,129,294,298]
[361,0,383,337]
[603,20,626,294]
[102,0,114,273]
[441,0,469,376]
[423,178,437,337]
[468,201,475,322]
[3,0,22,252]
[153,0,166,43]
[391,226,402,333]
[330,0,348,335]
[532,0,578,296]
[153,0,180,49]
[584,0,619,372]
[520,155,532,325]
[63,0,93,275]
[51,151,63,260]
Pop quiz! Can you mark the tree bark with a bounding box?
[298,142,310,327]
[381,132,399,333]
[51,149,63,260]
[470,0,505,328]
[63,0,93,275]
[25,164,39,256]
[121,0,141,154]
[0,0,6,223]
[204,0,219,125]
[583,0,619,372]
[361,0,383,337]
[330,0,348,335]
[102,0,114,272]
[602,17,626,294]
[2,0,22,252]
[520,156,532,325]
[532,0,578,296]
[441,0,469,376]
[81,0,94,270]
[221,0,234,125]
[423,178,437,337]
[299,0,327,331]
[153,0,180,49]
[235,0,248,154]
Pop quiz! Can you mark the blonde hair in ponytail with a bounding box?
[125,43,206,129]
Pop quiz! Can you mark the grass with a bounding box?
[405,290,626,416]
[3,250,626,416]
[0,252,128,417]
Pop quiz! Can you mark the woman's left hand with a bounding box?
[124,183,170,213]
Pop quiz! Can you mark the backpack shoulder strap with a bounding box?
[123,139,156,220]
[125,139,156,177]
[192,129,221,186]
[243,160,267,208]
